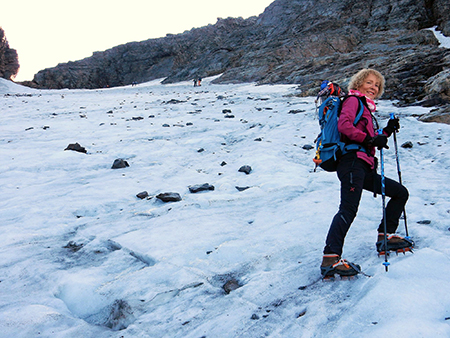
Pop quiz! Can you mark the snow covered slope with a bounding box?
[1,78,450,337]
[0,78,37,94]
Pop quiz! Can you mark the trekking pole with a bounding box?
[378,129,390,272]
[390,113,410,238]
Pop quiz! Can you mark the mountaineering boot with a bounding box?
[320,254,361,277]
[376,233,414,255]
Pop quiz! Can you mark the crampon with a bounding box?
[376,234,414,256]
[322,274,358,282]
[320,257,361,278]
[378,246,414,257]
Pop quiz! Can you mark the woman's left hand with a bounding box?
[383,118,400,136]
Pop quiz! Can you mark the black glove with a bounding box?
[383,118,400,136]
[363,134,389,150]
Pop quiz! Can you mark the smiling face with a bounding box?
[357,74,380,100]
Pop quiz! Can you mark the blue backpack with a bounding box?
[313,82,367,172]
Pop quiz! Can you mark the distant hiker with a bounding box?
[193,79,197,87]
[320,69,413,278]
[197,77,202,86]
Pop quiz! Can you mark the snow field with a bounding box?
[1,77,450,337]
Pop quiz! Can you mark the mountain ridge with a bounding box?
[22,0,450,106]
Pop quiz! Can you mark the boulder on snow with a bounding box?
[401,141,414,149]
[156,192,182,202]
[65,142,87,153]
[112,159,129,169]
[136,191,149,199]
[189,183,215,193]
[223,278,241,294]
[63,241,84,252]
[418,105,450,125]
[164,99,186,104]
[238,165,252,175]
[288,109,306,114]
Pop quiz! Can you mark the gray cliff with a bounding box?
[29,0,450,106]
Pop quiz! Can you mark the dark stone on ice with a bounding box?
[189,183,215,193]
[223,279,241,294]
[104,299,135,331]
[197,148,205,153]
[112,159,129,169]
[156,192,182,202]
[222,109,232,114]
[65,142,87,153]
[417,220,431,224]
[220,161,227,166]
[238,165,252,174]
[136,191,149,199]
[254,137,262,141]
[297,309,307,318]
[236,186,250,192]
[224,114,235,118]
[164,99,186,104]
[251,314,260,320]
[63,241,84,252]
[288,109,306,114]
[302,144,314,150]
[401,141,413,148]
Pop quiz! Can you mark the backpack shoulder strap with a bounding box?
[353,98,365,126]
[340,95,365,126]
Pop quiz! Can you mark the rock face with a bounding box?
[0,28,20,80]
[28,0,450,106]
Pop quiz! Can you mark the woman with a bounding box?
[320,69,413,277]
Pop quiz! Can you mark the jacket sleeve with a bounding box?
[338,96,368,144]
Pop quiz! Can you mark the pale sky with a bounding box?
[1,0,274,81]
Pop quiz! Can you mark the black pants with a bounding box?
[323,153,409,256]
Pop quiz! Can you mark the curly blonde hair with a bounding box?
[348,69,385,99]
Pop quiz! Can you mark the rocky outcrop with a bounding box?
[419,105,450,124]
[27,0,450,106]
[0,27,19,80]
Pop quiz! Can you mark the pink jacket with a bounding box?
[338,96,377,169]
